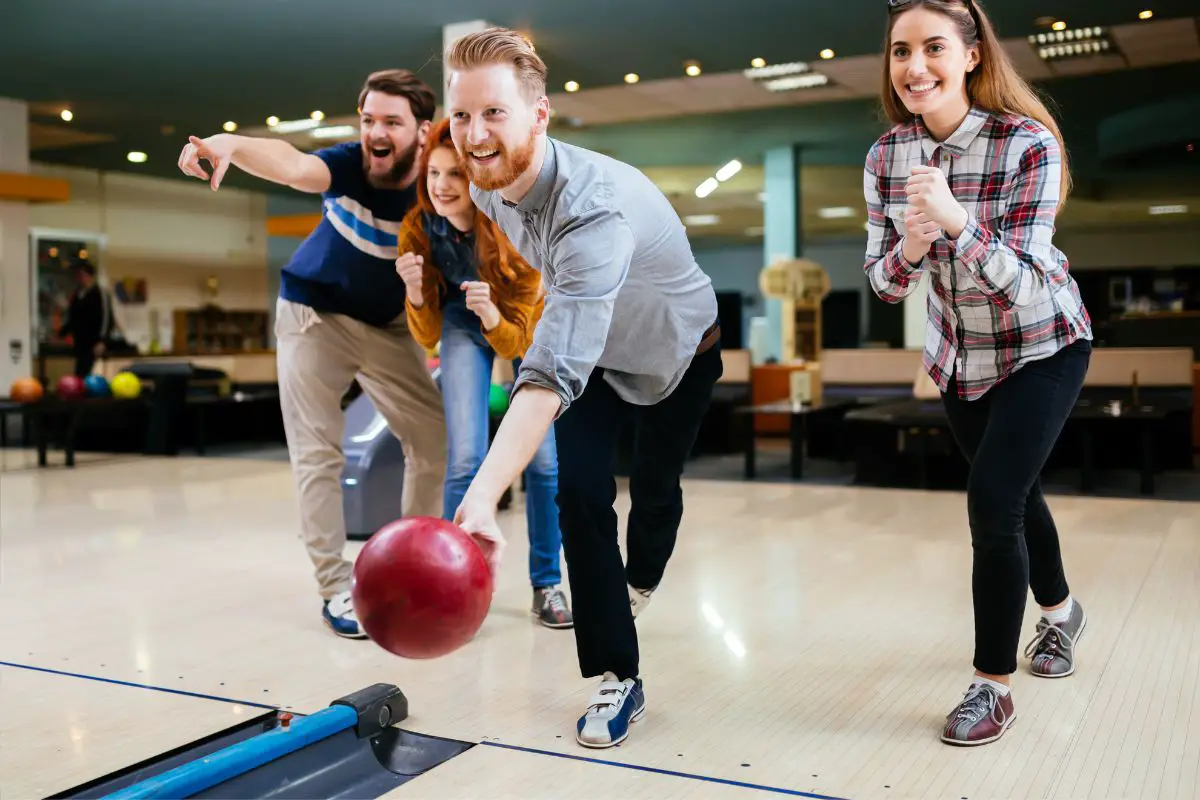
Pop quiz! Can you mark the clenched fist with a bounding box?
[461,281,501,331]
[396,252,425,306]
[906,165,968,238]
[900,210,943,265]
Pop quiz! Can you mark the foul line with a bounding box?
[0,661,279,710]
[478,741,848,799]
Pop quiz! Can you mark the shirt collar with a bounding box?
[503,137,557,214]
[919,106,988,160]
[426,211,471,242]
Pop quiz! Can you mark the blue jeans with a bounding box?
[437,322,563,587]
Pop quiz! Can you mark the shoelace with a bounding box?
[952,684,1003,726]
[540,587,566,618]
[1022,619,1075,661]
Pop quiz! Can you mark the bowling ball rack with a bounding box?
[51,684,473,799]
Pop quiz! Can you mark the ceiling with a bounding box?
[4,0,1199,241]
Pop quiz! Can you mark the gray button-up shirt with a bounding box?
[470,138,718,416]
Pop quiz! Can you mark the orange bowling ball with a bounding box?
[10,377,44,403]
[351,516,493,659]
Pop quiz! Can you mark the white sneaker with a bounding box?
[322,590,367,639]
[628,584,654,619]
[576,672,646,748]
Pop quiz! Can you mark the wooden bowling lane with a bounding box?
[3,454,1200,799]
[0,663,269,798]
[390,740,835,799]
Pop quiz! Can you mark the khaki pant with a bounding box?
[275,298,446,599]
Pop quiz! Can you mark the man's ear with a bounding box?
[534,96,551,136]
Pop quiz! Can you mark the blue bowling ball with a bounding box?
[83,374,111,397]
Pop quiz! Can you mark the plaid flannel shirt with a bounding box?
[863,106,1092,400]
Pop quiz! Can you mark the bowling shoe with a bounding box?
[532,586,573,629]
[941,681,1015,746]
[576,672,646,748]
[1024,599,1086,678]
[323,590,368,639]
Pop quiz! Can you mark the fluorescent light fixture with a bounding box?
[695,177,720,198]
[763,73,829,91]
[271,118,321,134]
[715,159,742,182]
[311,125,357,139]
[1149,204,1188,215]
[683,214,720,226]
[743,61,810,79]
[818,206,856,219]
[126,151,147,163]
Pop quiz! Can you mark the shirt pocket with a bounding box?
[886,205,908,237]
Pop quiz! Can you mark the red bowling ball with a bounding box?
[351,516,493,659]
[57,375,85,400]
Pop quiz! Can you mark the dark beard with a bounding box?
[363,139,418,188]
[462,129,536,191]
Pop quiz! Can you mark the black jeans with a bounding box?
[941,338,1091,676]
[553,344,722,681]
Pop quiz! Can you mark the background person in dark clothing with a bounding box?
[58,260,114,377]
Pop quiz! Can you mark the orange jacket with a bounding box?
[398,207,544,361]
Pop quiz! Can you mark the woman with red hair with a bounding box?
[395,118,571,629]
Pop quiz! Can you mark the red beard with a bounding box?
[461,129,536,190]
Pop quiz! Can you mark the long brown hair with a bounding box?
[414,117,531,294]
[882,0,1072,207]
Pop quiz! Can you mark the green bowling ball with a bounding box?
[488,384,509,416]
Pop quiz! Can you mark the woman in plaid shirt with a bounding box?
[863,0,1094,747]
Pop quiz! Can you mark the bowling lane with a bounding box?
[4,454,1199,800]
[0,664,268,798]
[392,741,809,799]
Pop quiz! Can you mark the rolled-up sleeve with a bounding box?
[512,205,634,418]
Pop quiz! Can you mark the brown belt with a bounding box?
[696,319,721,355]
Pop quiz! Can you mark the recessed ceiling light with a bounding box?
[819,49,835,59]
[1052,20,1067,31]
[310,110,325,121]
[751,57,766,68]
[684,60,701,77]
[127,151,147,163]
[624,73,639,84]
[266,115,280,127]
[682,214,720,226]
[1138,9,1153,19]
[60,109,73,122]
[564,80,580,92]
[223,121,238,132]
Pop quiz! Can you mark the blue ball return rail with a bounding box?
[52,684,474,800]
